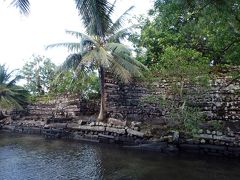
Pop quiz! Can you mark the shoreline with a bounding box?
[1,123,240,158]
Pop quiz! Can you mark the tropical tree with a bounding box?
[21,55,56,95]
[47,1,147,121]
[0,64,29,111]
[50,53,100,99]
[138,0,240,66]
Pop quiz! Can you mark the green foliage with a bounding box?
[142,94,204,135]
[143,45,211,100]
[138,0,240,66]
[207,120,225,131]
[140,46,210,135]
[150,46,209,79]
[75,0,114,37]
[135,0,240,135]
[50,70,100,100]
[28,93,56,104]
[47,29,147,84]
[47,3,147,121]
[169,107,204,135]
[21,55,56,95]
[0,64,29,109]
[141,95,167,107]
[46,1,147,83]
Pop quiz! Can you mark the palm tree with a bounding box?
[0,64,29,111]
[11,0,30,15]
[47,2,146,121]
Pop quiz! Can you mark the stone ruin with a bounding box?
[1,67,240,156]
[103,69,240,154]
[104,70,240,127]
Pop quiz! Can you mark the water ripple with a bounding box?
[0,133,240,180]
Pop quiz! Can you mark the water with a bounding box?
[0,133,240,180]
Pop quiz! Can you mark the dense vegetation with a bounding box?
[21,55,56,95]
[49,53,100,99]
[137,0,240,67]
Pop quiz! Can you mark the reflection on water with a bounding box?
[0,133,239,180]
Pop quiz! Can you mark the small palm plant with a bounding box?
[47,1,147,121]
[0,64,29,111]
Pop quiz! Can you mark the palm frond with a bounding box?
[0,66,7,84]
[80,50,97,65]
[7,75,22,87]
[113,50,147,71]
[129,58,148,71]
[60,53,82,71]
[0,65,9,84]
[107,6,134,34]
[75,0,113,37]
[107,0,117,16]
[0,65,17,85]
[105,42,147,82]
[112,53,142,78]
[9,86,29,106]
[0,95,22,109]
[65,30,94,41]
[81,49,101,66]
[46,43,81,52]
[11,0,30,15]
[107,42,147,71]
[47,31,97,53]
[107,24,139,42]
[0,85,28,110]
[80,47,112,67]
[97,47,112,67]
[107,43,131,56]
[0,64,29,109]
[109,59,132,83]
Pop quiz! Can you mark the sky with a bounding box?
[0,0,153,71]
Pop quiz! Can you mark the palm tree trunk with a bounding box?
[97,65,106,122]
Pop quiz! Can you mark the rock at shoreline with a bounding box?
[108,118,126,127]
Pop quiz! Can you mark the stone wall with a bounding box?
[104,72,240,131]
[1,70,240,157]
[103,71,240,154]
[79,98,99,116]
[2,94,99,125]
[28,94,99,118]
[105,76,164,123]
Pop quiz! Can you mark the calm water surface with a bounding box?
[0,133,239,180]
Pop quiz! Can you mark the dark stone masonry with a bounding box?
[103,70,240,156]
[0,68,240,157]
[104,71,240,125]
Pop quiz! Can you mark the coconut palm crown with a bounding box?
[47,1,147,121]
[48,1,147,121]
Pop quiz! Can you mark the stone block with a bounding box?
[107,118,126,126]
[77,125,105,132]
[106,127,126,134]
[127,128,144,137]
[194,134,212,139]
